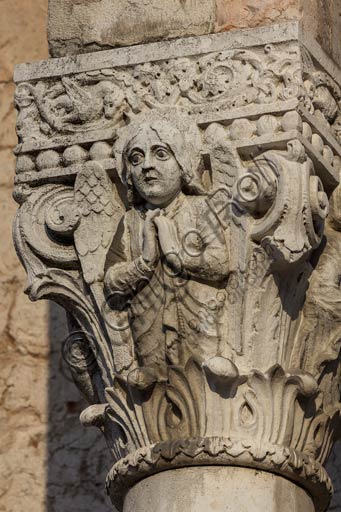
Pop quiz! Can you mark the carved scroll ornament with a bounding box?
[13,28,341,512]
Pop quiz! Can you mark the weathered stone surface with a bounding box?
[13,22,341,512]
[0,3,49,511]
[46,308,113,512]
[308,0,341,71]
[215,0,301,31]
[4,1,341,511]
[327,442,341,511]
[47,0,341,70]
[0,2,113,512]
[48,0,216,57]
[124,467,314,512]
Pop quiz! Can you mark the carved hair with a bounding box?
[114,111,205,205]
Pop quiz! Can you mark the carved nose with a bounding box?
[142,160,154,172]
[142,165,153,173]
[142,151,155,171]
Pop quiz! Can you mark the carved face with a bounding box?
[103,95,116,119]
[126,128,182,206]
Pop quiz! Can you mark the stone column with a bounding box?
[13,2,341,512]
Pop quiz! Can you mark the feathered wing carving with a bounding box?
[74,161,121,285]
[203,123,248,357]
[204,122,241,191]
[73,161,134,374]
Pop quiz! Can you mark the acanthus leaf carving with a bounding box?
[235,139,329,266]
[13,29,341,512]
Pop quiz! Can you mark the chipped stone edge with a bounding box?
[14,21,301,82]
[298,25,341,89]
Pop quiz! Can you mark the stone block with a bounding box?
[47,0,341,69]
[48,0,216,57]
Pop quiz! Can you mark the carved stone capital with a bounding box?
[13,23,341,511]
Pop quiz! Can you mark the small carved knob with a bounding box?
[45,197,80,237]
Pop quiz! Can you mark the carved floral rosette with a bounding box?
[13,23,341,511]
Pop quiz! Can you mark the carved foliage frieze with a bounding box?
[14,42,305,143]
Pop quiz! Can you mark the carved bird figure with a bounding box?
[61,77,103,124]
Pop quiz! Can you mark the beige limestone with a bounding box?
[4,2,341,512]
[0,2,49,511]
[215,0,301,31]
[0,2,112,511]
[123,466,315,512]
[48,0,216,57]
[47,0,341,68]
[12,18,341,511]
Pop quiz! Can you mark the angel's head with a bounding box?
[115,112,204,206]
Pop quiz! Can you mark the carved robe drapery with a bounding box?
[104,192,230,368]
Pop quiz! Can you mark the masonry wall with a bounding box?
[48,0,341,67]
[0,1,340,511]
[0,2,112,511]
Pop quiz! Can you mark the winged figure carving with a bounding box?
[74,161,121,285]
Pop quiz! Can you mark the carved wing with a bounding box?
[204,122,241,191]
[74,161,121,285]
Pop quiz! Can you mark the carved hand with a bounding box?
[142,209,161,267]
[154,216,181,271]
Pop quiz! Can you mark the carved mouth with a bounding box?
[145,176,158,182]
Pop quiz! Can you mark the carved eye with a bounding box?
[129,151,144,166]
[154,147,171,160]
